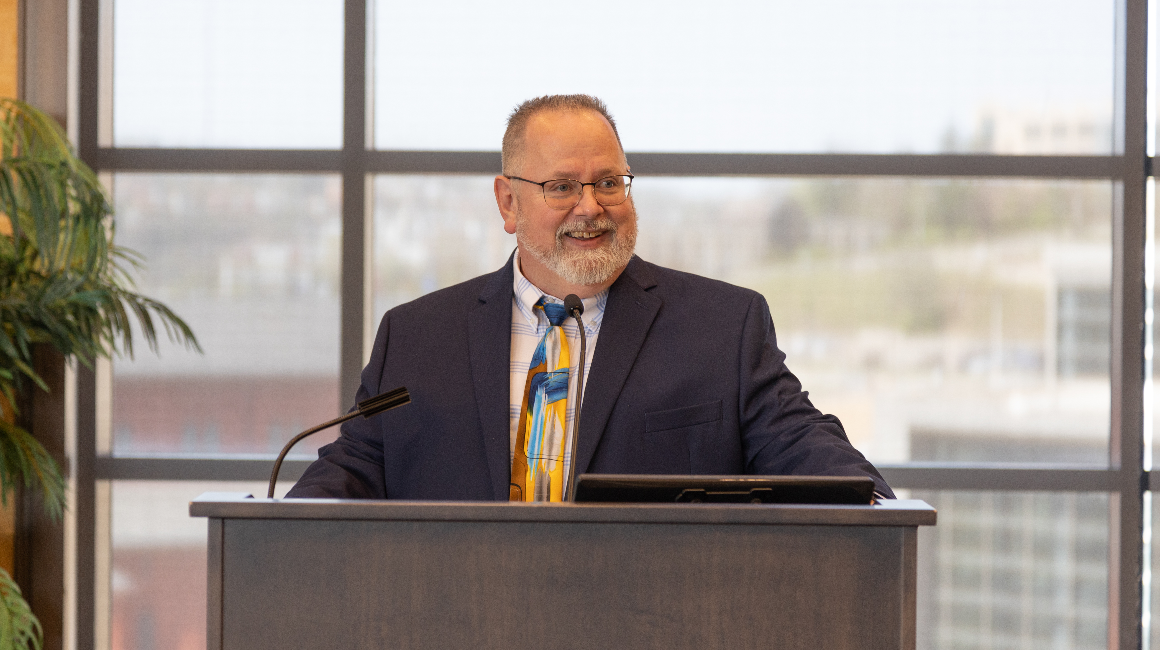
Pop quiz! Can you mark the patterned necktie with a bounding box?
[510,299,571,502]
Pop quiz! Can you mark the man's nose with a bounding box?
[572,184,604,215]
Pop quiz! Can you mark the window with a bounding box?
[66,0,1152,648]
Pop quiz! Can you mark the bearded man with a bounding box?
[287,95,893,501]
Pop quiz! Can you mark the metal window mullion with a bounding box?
[92,149,1128,179]
[90,457,1127,491]
[360,150,1120,179]
[339,0,370,414]
[626,152,1124,179]
[879,466,1125,492]
[71,367,97,650]
[73,3,101,650]
[77,0,98,164]
[1110,1,1150,649]
[93,457,314,483]
[95,148,343,172]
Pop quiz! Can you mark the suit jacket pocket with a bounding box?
[645,400,723,433]
[641,400,723,474]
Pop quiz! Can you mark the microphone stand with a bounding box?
[563,294,587,502]
[267,386,410,498]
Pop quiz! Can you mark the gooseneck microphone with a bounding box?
[267,386,410,498]
[563,294,587,501]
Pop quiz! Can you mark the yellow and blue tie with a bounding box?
[510,299,571,502]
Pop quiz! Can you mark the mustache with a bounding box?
[555,217,619,239]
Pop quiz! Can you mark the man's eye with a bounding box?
[596,178,620,190]
[548,182,575,193]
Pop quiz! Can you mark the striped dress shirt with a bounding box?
[509,252,607,482]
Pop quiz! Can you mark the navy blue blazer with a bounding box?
[287,255,893,499]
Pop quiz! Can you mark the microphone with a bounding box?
[563,294,586,501]
[267,386,410,498]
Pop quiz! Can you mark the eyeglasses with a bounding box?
[506,174,635,210]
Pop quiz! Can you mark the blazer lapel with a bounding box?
[573,257,661,476]
[468,256,517,501]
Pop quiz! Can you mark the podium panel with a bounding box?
[192,496,935,650]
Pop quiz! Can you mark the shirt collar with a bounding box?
[512,251,608,333]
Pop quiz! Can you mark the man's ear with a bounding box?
[495,175,518,235]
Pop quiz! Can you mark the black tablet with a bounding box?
[572,474,876,505]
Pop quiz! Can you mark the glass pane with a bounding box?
[1151,492,1160,649]
[112,0,343,148]
[914,491,1108,650]
[374,0,1114,154]
[649,177,1112,464]
[109,484,1107,650]
[373,175,516,316]
[110,480,279,650]
[1150,177,1157,472]
[111,174,342,457]
[372,175,1112,465]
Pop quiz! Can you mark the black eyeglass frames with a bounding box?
[506,174,635,210]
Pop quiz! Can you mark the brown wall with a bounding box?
[0,0,17,98]
[0,0,17,579]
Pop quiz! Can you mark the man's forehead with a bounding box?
[526,106,609,131]
[521,109,625,174]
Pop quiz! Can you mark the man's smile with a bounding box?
[567,231,602,240]
[558,218,617,247]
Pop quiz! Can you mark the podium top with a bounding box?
[190,493,936,527]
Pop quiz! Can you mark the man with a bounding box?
[288,95,892,500]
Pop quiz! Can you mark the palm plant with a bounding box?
[0,98,200,649]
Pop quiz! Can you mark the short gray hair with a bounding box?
[501,94,624,175]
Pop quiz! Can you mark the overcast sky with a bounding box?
[113,0,1116,153]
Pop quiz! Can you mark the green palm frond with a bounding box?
[0,568,41,650]
[0,97,202,523]
[0,420,63,521]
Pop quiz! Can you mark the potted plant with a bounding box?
[0,98,199,649]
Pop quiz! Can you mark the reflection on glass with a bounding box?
[373,175,516,318]
[374,0,1113,154]
[640,177,1113,464]
[1151,493,1160,650]
[373,175,1112,465]
[110,481,277,650]
[107,484,1107,650]
[1149,178,1157,475]
[914,491,1108,650]
[111,174,342,457]
[113,0,343,148]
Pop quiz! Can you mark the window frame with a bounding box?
[68,0,1153,648]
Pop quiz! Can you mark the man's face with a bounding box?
[495,109,637,296]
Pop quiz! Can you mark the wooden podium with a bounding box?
[191,495,935,650]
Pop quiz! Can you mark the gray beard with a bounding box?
[515,211,637,287]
